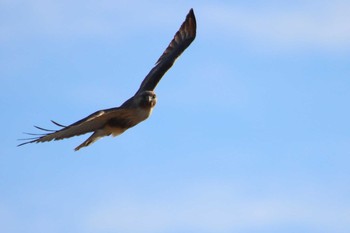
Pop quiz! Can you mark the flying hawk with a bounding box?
[18,9,196,151]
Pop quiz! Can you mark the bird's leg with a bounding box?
[74,130,109,151]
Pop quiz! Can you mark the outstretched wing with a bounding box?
[18,107,132,147]
[135,8,196,95]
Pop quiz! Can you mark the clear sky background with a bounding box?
[1,1,350,233]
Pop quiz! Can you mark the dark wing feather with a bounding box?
[18,107,131,146]
[135,8,196,95]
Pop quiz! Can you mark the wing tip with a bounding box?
[189,8,195,17]
[187,8,196,28]
[185,8,196,36]
[17,138,38,147]
[18,120,63,147]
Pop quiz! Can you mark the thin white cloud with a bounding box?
[84,182,350,233]
[0,0,185,41]
[200,1,350,50]
[3,1,350,51]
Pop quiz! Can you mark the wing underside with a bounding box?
[18,107,130,146]
[135,8,196,94]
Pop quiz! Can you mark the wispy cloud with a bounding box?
[200,1,350,51]
[84,182,350,233]
[4,1,349,51]
[0,0,185,41]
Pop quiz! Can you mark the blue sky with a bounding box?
[1,1,350,233]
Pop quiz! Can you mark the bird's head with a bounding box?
[137,91,157,108]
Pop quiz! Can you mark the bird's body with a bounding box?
[19,9,196,151]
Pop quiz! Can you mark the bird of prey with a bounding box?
[18,9,196,151]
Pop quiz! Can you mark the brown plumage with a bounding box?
[18,9,196,151]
